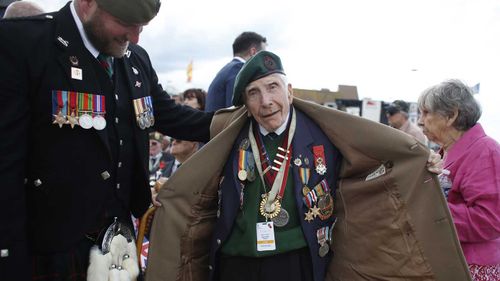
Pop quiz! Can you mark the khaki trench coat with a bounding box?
[146,98,471,281]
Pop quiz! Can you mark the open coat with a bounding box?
[146,98,471,281]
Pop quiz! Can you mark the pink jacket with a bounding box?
[444,123,500,265]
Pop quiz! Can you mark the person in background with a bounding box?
[205,31,267,112]
[182,88,207,111]
[0,0,213,279]
[3,0,44,18]
[418,79,500,281]
[386,100,427,145]
[149,131,174,181]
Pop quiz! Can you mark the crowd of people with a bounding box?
[0,1,498,281]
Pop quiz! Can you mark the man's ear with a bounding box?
[288,83,294,103]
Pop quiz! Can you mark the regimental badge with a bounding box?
[263,55,276,70]
[294,157,302,167]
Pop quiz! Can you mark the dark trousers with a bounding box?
[218,247,314,281]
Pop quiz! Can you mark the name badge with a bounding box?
[256,222,276,251]
[71,67,83,80]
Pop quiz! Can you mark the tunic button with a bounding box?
[115,94,119,100]
[115,117,119,124]
[216,239,221,245]
[116,183,120,189]
[208,265,213,271]
[34,179,42,187]
[119,139,123,146]
[118,162,122,168]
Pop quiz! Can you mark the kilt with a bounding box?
[31,238,93,281]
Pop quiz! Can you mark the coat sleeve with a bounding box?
[0,21,32,281]
[448,143,500,242]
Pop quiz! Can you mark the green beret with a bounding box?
[96,0,161,24]
[232,50,285,106]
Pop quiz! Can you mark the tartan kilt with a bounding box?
[31,238,93,281]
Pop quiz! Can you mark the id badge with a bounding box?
[256,221,276,251]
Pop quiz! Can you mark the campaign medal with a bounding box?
[316,180,334,220]
[246,152,256,182]
[317,226,330,257]
[239,138,250,150]
[272,207,290,227]
[237,149,248,181]
[299,166,311,196]
[313,145,327,175]
[294,157,302,167]
[67,92,79,128]
[133,98,146,129]
[144,96,154,127]
[78,93,93,129]
[304,209,314,222]
[92,94,106,130]
[52,90,68,128]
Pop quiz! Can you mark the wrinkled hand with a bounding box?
[151,177,168,207]
[426,150,443,174]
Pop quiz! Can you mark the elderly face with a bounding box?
[149,139,162,156]
[170,139,198,159]
[82,1,146,57]
[417,108,452,145]
[244,74,293,132]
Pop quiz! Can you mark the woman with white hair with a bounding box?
[418,79,500,280]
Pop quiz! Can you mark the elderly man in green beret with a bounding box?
[0,0,213,280]
[145,51,470,281]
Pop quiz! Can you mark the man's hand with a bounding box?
[426,150,443,174]
[151,177,168,207]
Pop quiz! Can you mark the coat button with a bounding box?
[34,179,42,187]
[216,239,221,245]
[116,183,120,189]
[0,249,9,258]
[208,265,213,271]
[101,171,111,180]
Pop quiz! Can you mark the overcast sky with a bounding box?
[34,0,500,141]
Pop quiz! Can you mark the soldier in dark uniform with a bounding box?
[0,0,213,280]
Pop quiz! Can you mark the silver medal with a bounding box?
[271,208,290,227]
[79,113,93,129]
[318,243,329,257]
[92,115,107,130]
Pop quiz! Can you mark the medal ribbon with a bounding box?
[93,94,100,116]
[249,107,296,209]
[299,167,310,186]
[61,91,68,116]
[69,91,77,114]
[57,90,64,113]
[238,149,247,176]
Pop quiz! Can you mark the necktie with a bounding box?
[266,132,278,140]
[97,53,113,78]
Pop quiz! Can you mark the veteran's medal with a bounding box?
[313,145,327,175]
[92,115,106,130]
[79,113,93,129]
[319,243,329,257]
[317,226,330,257]
[271,208,289,227]
[238,170,247,181]
[259,194,281,219]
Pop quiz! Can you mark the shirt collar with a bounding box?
[258,110,290,137]
[70,2,99,58]
[234,56,246,63]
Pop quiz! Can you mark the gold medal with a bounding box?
[302,185,311,196]
[259,194,281,219]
